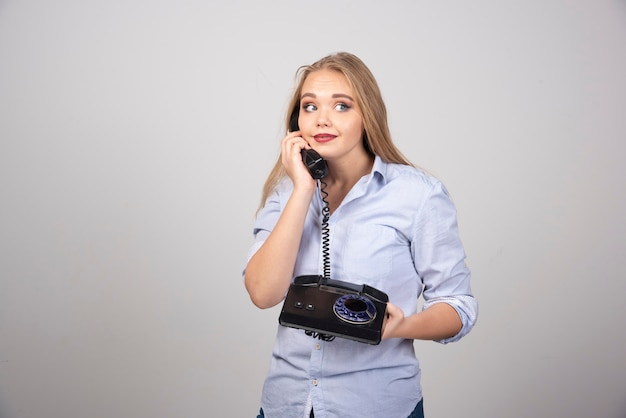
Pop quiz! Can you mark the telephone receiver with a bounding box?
[290,105,328,180]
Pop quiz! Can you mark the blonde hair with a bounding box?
[259,52,413,210]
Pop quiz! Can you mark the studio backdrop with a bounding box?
[1,1,625,417]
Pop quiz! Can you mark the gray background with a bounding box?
[1,1,625,417]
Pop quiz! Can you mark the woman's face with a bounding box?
[298,69,365,162]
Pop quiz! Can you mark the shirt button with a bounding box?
[312,379,319,386]
[315,343,321,350]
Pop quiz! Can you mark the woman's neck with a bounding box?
[323,154,374,213]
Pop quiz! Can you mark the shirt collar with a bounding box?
[370,155,388,185]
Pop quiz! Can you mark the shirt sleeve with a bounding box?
[411,180,478,344]
[242,184,285,277]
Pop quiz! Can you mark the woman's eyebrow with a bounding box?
[300,92,354,100]
[331,93,354,100]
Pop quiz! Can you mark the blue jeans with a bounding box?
[408,399,424,418]
[257,399,424,417]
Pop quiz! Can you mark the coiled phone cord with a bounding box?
[304,178,335,342]
[319,178,331,281]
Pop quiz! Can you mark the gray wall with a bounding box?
[1,1,625,417]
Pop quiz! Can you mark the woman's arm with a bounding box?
[382,302,462,341]
[244,187,314,308]
[244,132,317,309]
[383,179,477,342]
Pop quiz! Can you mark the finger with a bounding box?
[286,138,307,154]
[282,132,303,146]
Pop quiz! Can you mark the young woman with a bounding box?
[244,52,478,418]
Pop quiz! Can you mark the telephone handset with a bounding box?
[290,106,328,179]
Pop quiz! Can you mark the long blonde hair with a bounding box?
[259,52,413,210]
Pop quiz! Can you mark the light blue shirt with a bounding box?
[245,156,478,418]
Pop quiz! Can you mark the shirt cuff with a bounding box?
[422,295,478,344]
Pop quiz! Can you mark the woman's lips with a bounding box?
[313,134,337,143]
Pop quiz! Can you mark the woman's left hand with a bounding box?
[381,302,405,340]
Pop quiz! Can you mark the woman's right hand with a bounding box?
[281,131,318,191]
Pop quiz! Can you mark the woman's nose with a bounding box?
[317,113,330,127]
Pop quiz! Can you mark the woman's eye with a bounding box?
[335,103,350,111]
[303,103,317,112]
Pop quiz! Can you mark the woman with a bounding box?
[244,52,477,418]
